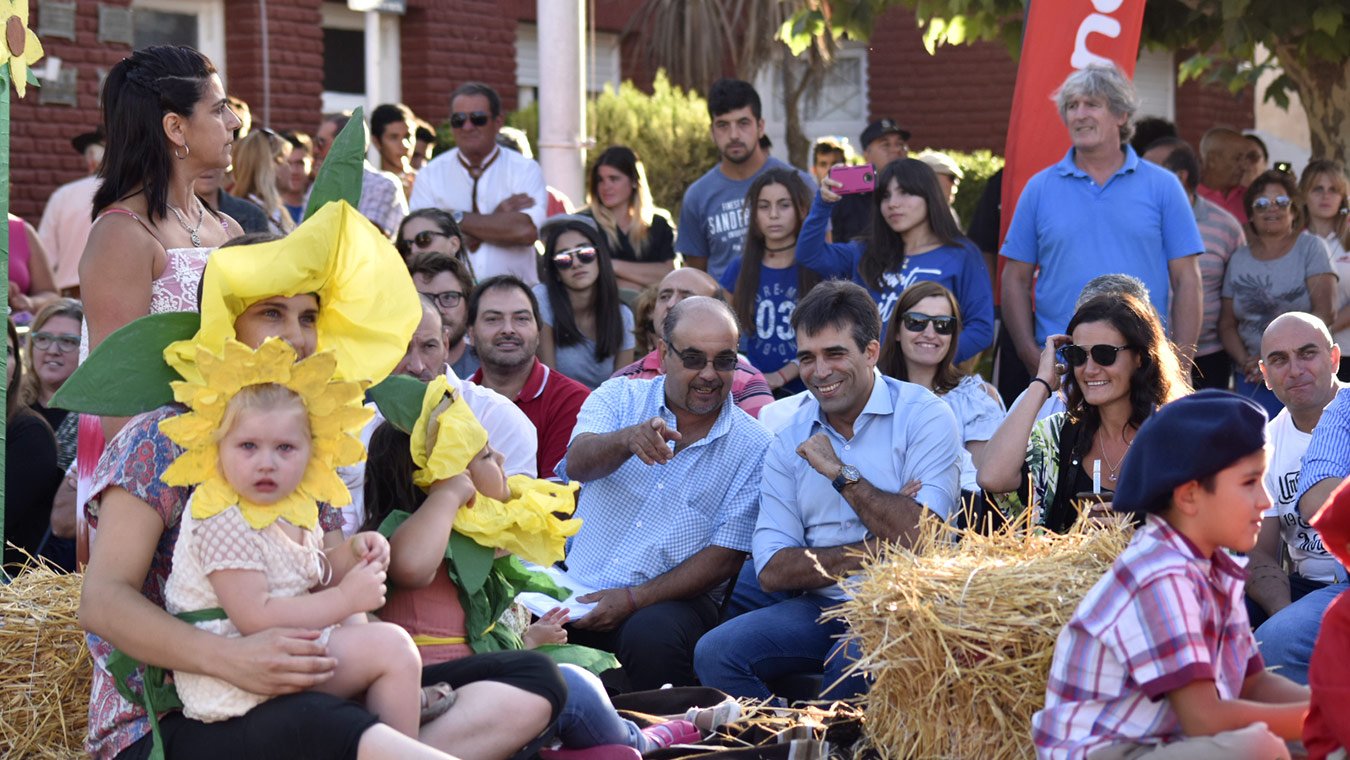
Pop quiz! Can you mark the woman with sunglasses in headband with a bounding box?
[880,282,1005,498]
[978,293,1190,532]
[1300,160,1350,379]
[1220,169,1336,415]
[533,216,635,389]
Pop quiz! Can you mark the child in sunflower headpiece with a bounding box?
[160,338,453,736]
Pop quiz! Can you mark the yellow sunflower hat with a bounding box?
[165,200,421,386]
[159,337,374,530]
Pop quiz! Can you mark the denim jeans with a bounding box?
[1254,582,1348,685]
[556,664,650,751]
[722,561,794,620]
[693,593,867,700]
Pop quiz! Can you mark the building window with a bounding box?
[323,27,365,94]
[131,0,226,76]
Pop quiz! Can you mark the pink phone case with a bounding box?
[829,164,876,195]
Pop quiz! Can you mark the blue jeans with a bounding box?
[1254,582,1348,685]
[693,593,867,701]
[722,561,794,620]
[1232,371,1284,418]
[556,664,650,751]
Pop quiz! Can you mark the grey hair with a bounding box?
[1053,63,1139,144]
[661,296,738,345]
[1076,273,1151,309]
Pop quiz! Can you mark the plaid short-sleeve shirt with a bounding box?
[1032,516,1264,760]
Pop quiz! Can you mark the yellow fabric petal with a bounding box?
[453,476,582,567]
[410,376,489,489]
[164,201,420,386]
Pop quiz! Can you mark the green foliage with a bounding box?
[503,72,720,218]
[946,149,1005,228]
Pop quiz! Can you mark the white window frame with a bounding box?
[320,4,401,115]
[131,0,227,79]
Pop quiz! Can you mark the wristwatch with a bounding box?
[831,464,861,493]
[451,209,466,224]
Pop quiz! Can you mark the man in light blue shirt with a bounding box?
[556,296,772,690]
[694,281,961,700]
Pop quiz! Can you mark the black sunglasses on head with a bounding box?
[397,230,451,255]
[900,312,957,336]
[450,111,491,129]
[667,342,738,372]
[553,246,598,270]
[1060,344,1133,368]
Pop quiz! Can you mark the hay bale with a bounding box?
[836,512,1132,760]
[1,558,90,759]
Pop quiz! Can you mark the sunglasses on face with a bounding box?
[1251,195,1293,212]
[900,312,957,336]
[31,332,81,354]
[450,111,491,129]
[420,290,465,310]
[397,230,451,255]
[1060,344,1132,368]
[667,342,738,372]
[553,246,598,270]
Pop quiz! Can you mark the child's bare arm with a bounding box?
[387,472,477,590]
[521,607,569,649]
[323,530,391,585]
[1167,679,1308,740]
[208,560,388,635]
[1239,669,1310,705]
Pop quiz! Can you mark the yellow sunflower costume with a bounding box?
[161,338,371,722]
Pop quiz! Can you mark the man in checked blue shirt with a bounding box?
[555,296,773,690]
[694,281,961,700]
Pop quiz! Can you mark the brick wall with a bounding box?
[10,0,132,221]
[401,0,519,125]
[865,6,1018,154]
[223,0,323,135]
[1174,57,1255,150]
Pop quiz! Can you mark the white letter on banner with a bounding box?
[1071,14,1122,69]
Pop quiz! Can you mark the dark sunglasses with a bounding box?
[1251,195,1293,212]
[397,230,451,255]
[450,111,491,129]
[31,332,81,354]
[1060,344,1133,368]
[420,290,465,310]
[553,245,598,270]
[900,312,957,336]
[667,342,738,372]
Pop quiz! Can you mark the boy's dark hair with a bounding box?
[370,103,414,140]
[408,250,473,294]
[707,79,761,120]
[450,81,502,118]
[790,280,880,353]
[813,140,845,162]
[1129,116,1176,155]
[468,274,540,327]
[1145,137,1200,193]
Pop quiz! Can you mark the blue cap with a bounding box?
[1113,390,1269,515]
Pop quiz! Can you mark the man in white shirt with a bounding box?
[410,82,548,285]
[38,127,104,294]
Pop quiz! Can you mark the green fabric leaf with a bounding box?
[498,556,570,599]
[376,510,413,539]
[534,644,621,676]
[303,106,367,221]
[368,375,427,435]
[26,68,39,87]
[449,531,494,594]
[49,312,202,415]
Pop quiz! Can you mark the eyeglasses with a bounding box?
[553,246,598,270]
[1060,344,1132,368]
[398,230,452,255]
[900,312,957,336]
[450,111,491,129]
[420,290,465,310]
[1251,196,1293,212]
[667,342,738,372]
[31,332,81,354]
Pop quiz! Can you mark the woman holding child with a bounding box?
[977,293,1190,532]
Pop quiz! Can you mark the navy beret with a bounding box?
[1113,390,1269,515]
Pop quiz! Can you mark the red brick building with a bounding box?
[10,0,1251,222]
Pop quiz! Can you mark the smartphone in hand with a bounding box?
[828,164,876,195]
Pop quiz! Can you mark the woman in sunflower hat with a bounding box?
[76,202,565,760]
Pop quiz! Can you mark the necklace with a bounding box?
[1098,427,1133,482]
[168,196,206,247]
[765,240,797,254]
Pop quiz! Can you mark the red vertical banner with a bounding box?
[998,0,1148,249]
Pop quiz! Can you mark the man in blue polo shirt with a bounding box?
[693,281,961,700]
[1001,62,1203,376]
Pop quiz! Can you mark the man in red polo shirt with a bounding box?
[468,275,590,480]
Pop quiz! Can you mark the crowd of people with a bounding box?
[6,42,1350,760]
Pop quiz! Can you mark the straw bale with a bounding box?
[835,512,1133,760]
[1,557,90,759]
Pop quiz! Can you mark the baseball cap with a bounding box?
[860,119,911,149]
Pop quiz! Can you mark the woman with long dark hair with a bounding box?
[978,293,1191,532]
[533,216,635,389]
[580,146,676,292]
[5,317,64,570]
[720,168,819,394]
[797,158,993,363]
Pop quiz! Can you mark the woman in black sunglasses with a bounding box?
[534,216,635,389]
[1220,169,1335,415]
[396,209,473,277]
[879,282,1005,497]
[978,293,1190,532]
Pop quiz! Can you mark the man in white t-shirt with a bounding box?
[1249,312,1348,629]
[409,82,548,285]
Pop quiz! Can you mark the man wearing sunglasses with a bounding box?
[410,82,548,285]
[312,111,408,237]
[694,281,960,701]
[556,296,773,691]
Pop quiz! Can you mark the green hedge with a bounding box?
[946,149,1005,227]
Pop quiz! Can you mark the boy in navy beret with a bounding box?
[1033,390,1309,759]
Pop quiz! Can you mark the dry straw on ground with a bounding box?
[1,556,90,759]
[834,508,1133,760]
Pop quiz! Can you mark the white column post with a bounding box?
[536,0,586,206]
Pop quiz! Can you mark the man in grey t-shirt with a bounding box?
[677,79,814,280]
